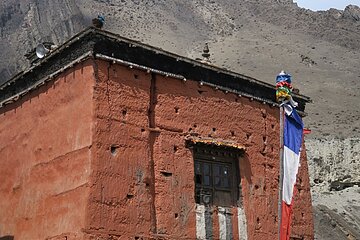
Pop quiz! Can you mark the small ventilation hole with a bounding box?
[161,171,172,177]
[110,145,119,156]
[122,109,127,117]
[246,133,251,140]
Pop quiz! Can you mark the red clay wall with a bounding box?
[85,60,314,239]
[84,61,154,239]
[0,58,313,239]
[0,61,95,239]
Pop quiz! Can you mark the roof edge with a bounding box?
[0,27,311,111]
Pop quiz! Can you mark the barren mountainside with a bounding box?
[1,0,360,139]
[0,0,360,239]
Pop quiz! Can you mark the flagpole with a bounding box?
[278,105,284,240]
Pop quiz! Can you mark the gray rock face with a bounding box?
[313,195,360,240]
[343,5,360,21]
[0,0,85,81]
[307,138,360,191]
[1,0,360,85]
[307,137,360,240]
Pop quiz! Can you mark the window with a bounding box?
[193,146,240,207]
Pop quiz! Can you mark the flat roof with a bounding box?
[0,27,311,112]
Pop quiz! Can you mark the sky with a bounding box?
[293,0,360,11]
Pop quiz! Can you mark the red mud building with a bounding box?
[0,28,313,240]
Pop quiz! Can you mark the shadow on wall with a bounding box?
[0,74,55,116]
[0,236,14,240]
[240,153,253,185]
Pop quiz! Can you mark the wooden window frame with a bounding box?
[193,146,240,207]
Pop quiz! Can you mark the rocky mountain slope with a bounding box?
[1,0,360,139]
[0,0,359,239]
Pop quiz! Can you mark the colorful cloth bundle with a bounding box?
[276,71,293,103]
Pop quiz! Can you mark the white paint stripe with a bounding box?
[282,146,300,204]
[218,207,227,240]
[237,207,248,240]
[225,208,233,239]
[196,204,206,240]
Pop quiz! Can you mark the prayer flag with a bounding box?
[280,105,304,240]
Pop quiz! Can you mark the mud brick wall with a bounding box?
[84,60,314,240]
[0,58,313,239]
[0,61,95,239]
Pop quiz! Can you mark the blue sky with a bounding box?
[294,0,360,10]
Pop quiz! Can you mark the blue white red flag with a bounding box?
[280,105,304,240]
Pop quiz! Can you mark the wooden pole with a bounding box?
[278,105,284,240]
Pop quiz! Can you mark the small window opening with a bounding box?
[193,146,240,207]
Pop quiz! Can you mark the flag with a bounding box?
[280,105,304,240]
[303,128,311,134]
